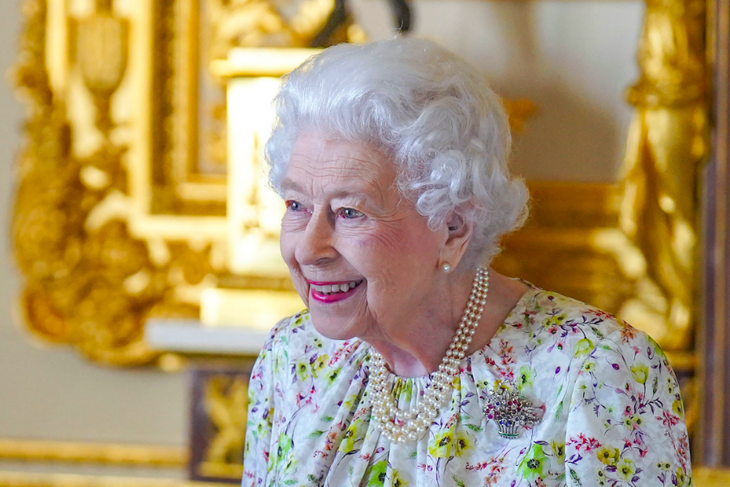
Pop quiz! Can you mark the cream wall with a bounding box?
[0,0,642,446]
[355,0,645,182]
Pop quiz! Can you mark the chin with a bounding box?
[309,312,360,341]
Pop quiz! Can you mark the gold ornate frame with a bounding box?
[11,0,327,365]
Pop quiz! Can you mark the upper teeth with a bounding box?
[311,281,361,294]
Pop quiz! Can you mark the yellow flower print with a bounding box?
[544,313,567,329]
[583,361,596,373]
[339,419,362,453]
[676,467,687,487]
[667,377,676,395]
[673,399,685,417]
[428,430,455,458]
[630,363,649,384]
[574,338,594,358]
[392,469,407,487]
[311,354,329,378]
[617,458,635,481]
[518,365,536,392]
[295,358,310,381]
[455,431,473,457]
[596,446,620,466]
[551,441,565,463]
[622,413,644,431]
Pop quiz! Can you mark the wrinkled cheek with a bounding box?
[280,235,307,302]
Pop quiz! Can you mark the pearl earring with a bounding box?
[442,263,451,273]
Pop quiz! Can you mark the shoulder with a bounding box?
[509,287,655,360]
[257,309,323,360]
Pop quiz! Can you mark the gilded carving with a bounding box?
[12,0,208,365]
[199,375,248,478]
[617,0,707,350]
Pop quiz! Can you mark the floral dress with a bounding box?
[243,287,691,487]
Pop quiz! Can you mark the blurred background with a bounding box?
[1,0,728,484]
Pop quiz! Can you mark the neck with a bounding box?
[365,268,529,377]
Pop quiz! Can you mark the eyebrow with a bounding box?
[280,178,302,193]
[280,178,383,206]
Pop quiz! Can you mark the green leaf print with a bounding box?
[569,468,582,486]
[591,327,605,339]
[307,430,325,439]
[451,474,467,487]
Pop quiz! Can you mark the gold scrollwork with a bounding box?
[196,375,249,479]
[12,0,211,365]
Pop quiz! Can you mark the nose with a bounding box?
[295,208,338,267]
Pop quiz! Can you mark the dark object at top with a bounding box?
[310,0,412,48]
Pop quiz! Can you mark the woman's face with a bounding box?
[280,133,445,343]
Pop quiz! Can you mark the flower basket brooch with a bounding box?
[483,382,542,439]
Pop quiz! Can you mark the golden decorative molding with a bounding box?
[0,439,185,467]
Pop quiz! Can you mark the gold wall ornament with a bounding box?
[615,0,708,350]
[189,369,251,482]
[12,0,216,365]
[75,0,129,135]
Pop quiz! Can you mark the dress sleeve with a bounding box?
[242,320,283,487]
[564,327,691,487]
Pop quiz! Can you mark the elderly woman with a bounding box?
[243,39,691,487]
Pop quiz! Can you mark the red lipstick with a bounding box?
[309,280,363,304]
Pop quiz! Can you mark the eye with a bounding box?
[338,207,363,220]
[286,200,304,212]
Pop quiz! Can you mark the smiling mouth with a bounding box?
[310,280,363,295]
[309,280,364,303]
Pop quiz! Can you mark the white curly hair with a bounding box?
[265,38,529,266]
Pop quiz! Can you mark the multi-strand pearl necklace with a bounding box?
[367,267,490,443]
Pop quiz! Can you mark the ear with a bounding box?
[438,209,474,271]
